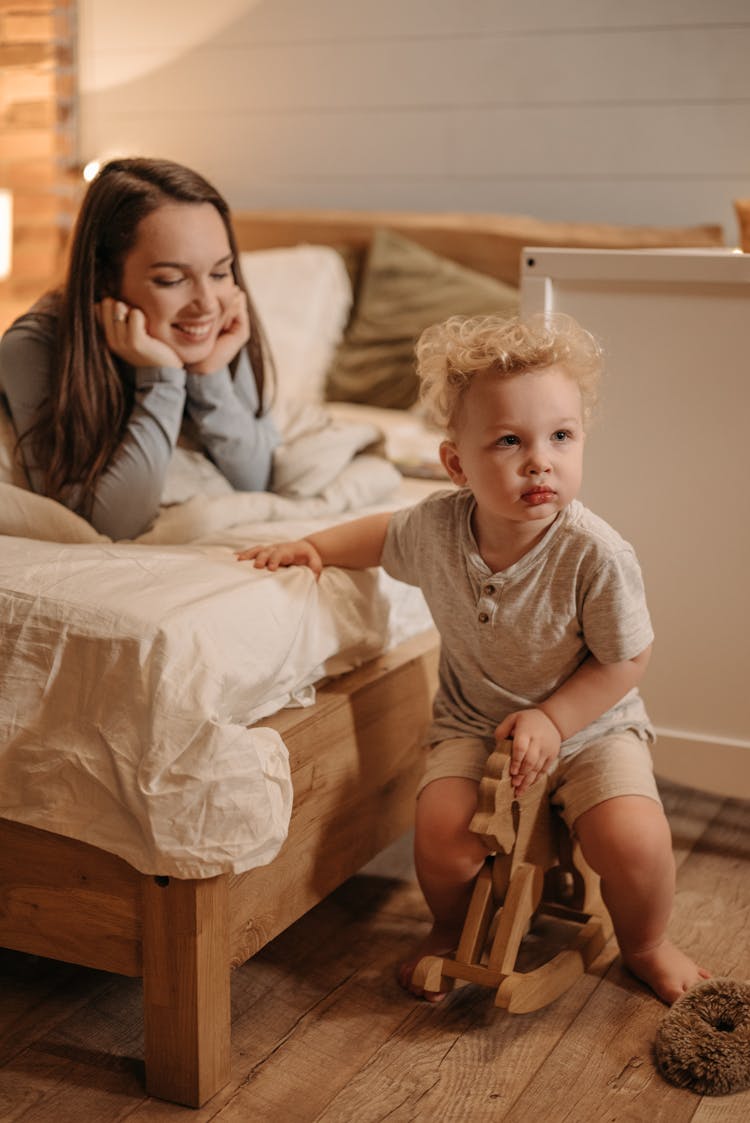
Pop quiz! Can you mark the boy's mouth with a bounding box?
[522,486,556,506]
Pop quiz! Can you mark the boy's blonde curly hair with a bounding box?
[416,312,603,432]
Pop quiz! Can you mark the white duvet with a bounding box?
[0,413,435,878]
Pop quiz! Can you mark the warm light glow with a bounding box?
[78,1,260,92]
[82,160,101,182]
[0,189,12,281]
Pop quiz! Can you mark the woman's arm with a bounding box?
[0,312,187,540]
[184,348,279,492]
[0,317,51,493]
[236,513,393,578]
[86,365,187,538]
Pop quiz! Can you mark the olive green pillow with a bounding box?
[325,228,519,409]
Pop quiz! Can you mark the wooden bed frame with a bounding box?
[0,208,724,1107]
[0,629,438,1107]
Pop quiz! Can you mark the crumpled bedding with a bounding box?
[0,404,401,546]
[0,415,433,877]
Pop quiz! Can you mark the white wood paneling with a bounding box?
[521,248,750,796]
[81,0,750,48]
[82,28,750,109]
[78,1,750,243]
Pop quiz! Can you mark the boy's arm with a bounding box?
[539,644,652,743]
[236,512,392,578]
[496,644,652,794]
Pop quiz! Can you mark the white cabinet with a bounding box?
[521,248,750,797]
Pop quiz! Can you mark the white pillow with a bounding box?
[1,245,353,499]
[240,244,352,434]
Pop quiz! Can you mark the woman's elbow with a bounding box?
[88,492,161,541]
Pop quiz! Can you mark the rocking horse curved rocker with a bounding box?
[412,741,613,1012]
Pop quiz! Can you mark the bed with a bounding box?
[0,208,725,1106]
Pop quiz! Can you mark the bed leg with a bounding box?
[142,873,231,1107]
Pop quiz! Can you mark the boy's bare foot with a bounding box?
[623,939,710,1004]
[397,925,461,1002]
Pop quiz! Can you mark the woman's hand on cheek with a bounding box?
[186,286,250,375]
[97,298,182,370]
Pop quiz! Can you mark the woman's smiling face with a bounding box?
[117,201,236,365]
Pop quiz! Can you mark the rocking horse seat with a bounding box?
[414,741,613,1012]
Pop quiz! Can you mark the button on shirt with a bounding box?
[381,488,655,756]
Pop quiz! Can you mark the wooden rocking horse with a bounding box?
[413,740,613,1012]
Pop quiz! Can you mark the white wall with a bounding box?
[521,249,750,799]
[78,0,750,241]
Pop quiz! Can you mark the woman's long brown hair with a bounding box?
[28,157,271,508]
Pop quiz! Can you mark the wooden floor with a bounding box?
[1,778,749,1121]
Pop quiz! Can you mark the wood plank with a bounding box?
[227,635,439,965]
[315,945,620,1122]
[693,1089,750,1121]
[250,782,724,1122]
[0,782,746,1119]
[264,630,439,741]
[0,950,116,1069]
[198,886,442,1121]
[480,792,750,1122]
[142,874,231,1107]
[232,209,722,289]
[0,819,142,975]
[91,28,750,116]
[0,1038,145,1120]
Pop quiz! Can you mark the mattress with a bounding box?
[0,407,443,878]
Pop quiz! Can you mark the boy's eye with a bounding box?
[552,430,572,442]
[496,435,519,447]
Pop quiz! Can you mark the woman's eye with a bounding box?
[211,271,232,282]
[153,276,183,288]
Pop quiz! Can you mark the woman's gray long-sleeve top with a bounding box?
[0,307,280,539]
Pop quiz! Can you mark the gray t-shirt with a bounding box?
[381,488,654,756]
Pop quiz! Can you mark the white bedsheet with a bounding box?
[0,412,437,879]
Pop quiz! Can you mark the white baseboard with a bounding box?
[652,728,750,801]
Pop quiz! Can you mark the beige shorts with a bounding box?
[417,729,661,830]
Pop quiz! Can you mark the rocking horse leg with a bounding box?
[495,913,612,1013]
[455,860,496,964]
[496,949,585,1013]
[487,862,544,977]
[412,750,616,1013]
[412,860,498,994]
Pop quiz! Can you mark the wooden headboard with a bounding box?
[231,208,724,288]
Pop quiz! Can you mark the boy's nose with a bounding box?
[526,448,552,474]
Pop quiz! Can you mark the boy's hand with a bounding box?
[97,298,182,369]
[236,539,323,578]
[494,708,562,796]
[187,287,250,375]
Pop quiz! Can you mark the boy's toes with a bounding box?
[397,955,448,1002]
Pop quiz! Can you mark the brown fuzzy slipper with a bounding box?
[654,977,750,1095]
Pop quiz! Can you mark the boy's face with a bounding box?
[439,365,585,533]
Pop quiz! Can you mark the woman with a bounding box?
[0,158,279,539]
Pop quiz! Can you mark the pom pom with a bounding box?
[655,978,750,1096]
